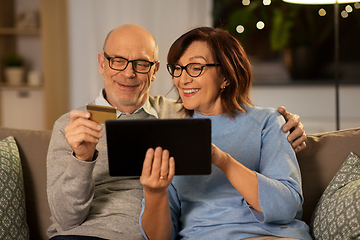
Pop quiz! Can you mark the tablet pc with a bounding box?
[105,118,211,176]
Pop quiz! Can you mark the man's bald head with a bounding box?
[103,24,158,60]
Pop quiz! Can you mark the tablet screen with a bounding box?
[105,118,211,176]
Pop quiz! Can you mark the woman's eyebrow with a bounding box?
[189,55,206,61]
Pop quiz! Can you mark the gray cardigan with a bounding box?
[46,95,182,239]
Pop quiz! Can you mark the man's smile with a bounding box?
[115,81,140,90]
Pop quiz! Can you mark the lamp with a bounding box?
[284,0,356,3]
[283,0,358,130]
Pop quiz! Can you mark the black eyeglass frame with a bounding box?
[167,63,220,78]
[103,52,156,74]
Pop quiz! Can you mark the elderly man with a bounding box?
[47,24,306,240]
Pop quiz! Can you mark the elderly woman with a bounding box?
[139,27,311,240]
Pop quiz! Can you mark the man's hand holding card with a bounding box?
[86,104,117,124]
[64,105,116,161]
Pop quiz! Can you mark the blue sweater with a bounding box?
[140,106,311,240]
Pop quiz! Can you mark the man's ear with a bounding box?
[97,52,105,75]
[150,61,160,82]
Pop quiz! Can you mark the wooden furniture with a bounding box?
[0,0,69,130]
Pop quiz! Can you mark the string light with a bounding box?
[263,0,272,5]
[319,8,327,15]
[236,25,245,33]
[256,21,265,29]
[243,0,250,6]
[341,9,349,17]
[345,4,353,12]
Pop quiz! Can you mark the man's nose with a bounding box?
[122,62,136,77]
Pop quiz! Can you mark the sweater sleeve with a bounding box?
[139,183,180,240]
[46,113,96,231]
[250,111,304,224]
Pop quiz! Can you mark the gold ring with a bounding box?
[159,176,167,180]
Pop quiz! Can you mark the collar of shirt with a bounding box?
[94,88,159,119]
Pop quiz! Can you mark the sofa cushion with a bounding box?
[310,152,360,239]
[296,127,360,224]
[0,136,29,240]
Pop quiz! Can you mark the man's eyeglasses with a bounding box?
[103,52,156,74]
[167,63,220,78]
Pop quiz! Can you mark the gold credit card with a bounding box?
[86,104,117,124]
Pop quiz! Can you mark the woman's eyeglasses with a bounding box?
[167,63,220,78]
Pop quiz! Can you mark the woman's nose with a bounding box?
[179,71,193,85]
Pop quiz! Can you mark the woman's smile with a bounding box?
[182,88,200,97]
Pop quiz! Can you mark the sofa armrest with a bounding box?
[296,127,360,225]
[0,127,52,240]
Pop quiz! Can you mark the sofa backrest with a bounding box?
[296,127,360,225]
[0,127,52,240]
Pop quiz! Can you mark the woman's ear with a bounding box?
[221,78,230,89]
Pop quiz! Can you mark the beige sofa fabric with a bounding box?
[0,127,52,240]
[297,127,360,225]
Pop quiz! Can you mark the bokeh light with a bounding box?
[256,21,265,30]
[318,8,326,16]
[345,5,353,13]
[236,25,245,34]
[263,0,271,5]
[341,10,349,18]
[243,0,250,6]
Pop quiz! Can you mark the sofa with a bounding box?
[0,127,52,240]
[0,126,360,240]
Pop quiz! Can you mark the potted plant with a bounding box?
[3,53,25,85]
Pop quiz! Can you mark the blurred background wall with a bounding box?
[1,0,359,133]
[68,0,360,134]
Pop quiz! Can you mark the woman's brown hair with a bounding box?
[167,27,253,118]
